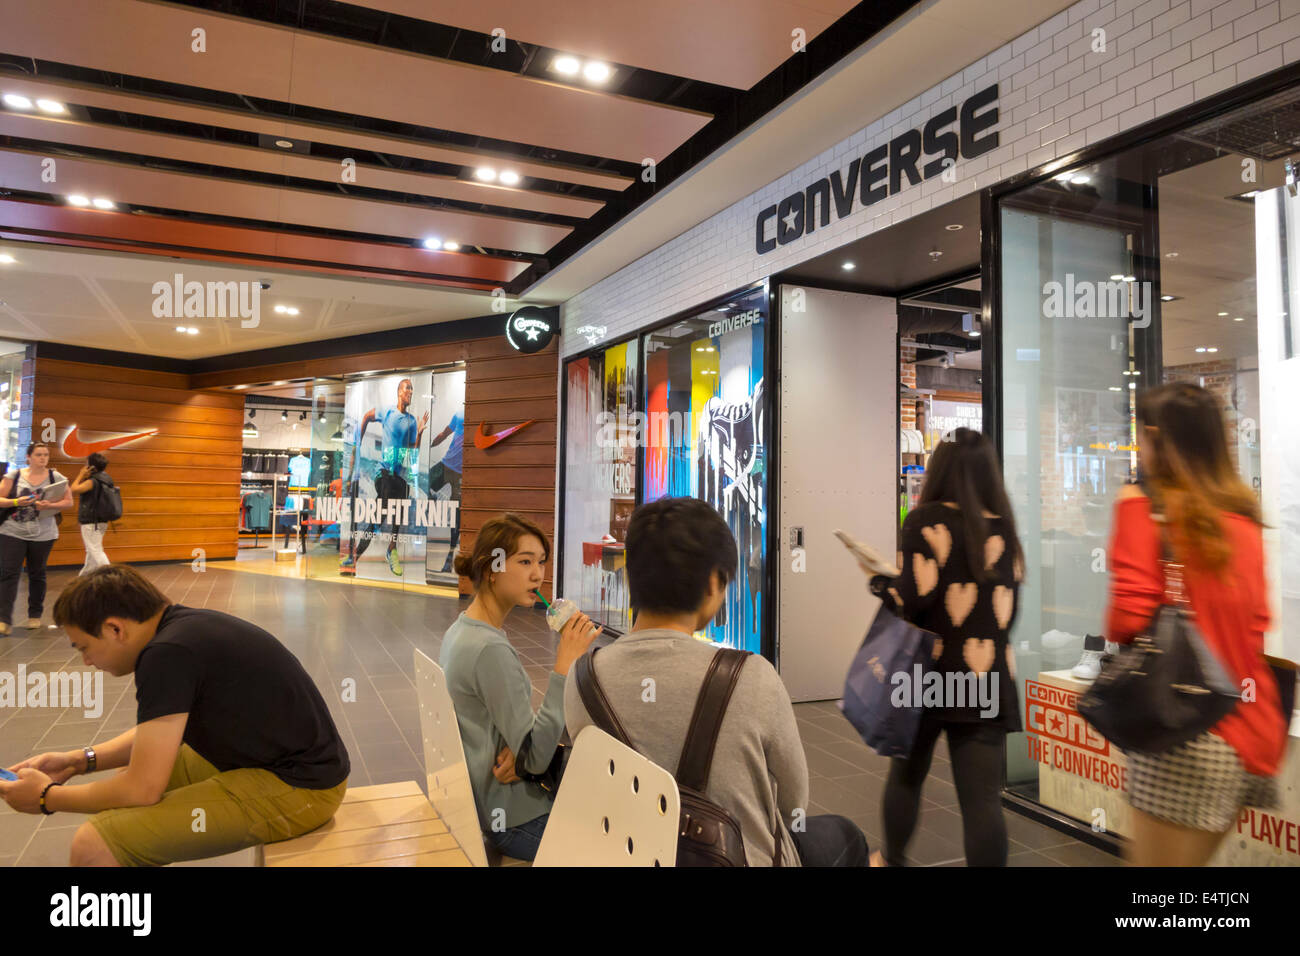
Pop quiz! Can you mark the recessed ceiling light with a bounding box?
[1053,172,1072,182]
[1109,386,1122,391]
[187,327,199,335]
[1165,252,1179,258]
[706,347,715,352]
[498,170,520,186]
[1128,382,1136,389]
[1070,174,1091,185]
[583,62,612,83]
[1206,347,1218,353]
[1234,316,1244,322]
[175,326,186,333]
[474,167,497,182]
[422,237,443,250]
[695,347,705,352]
[274,305,287,314]
[1123,275,1136,282]
[443,241,460,251]
[944,223,963,231]
[91,198,114,210]
[1161,295,1175,301]
[67,194,90,206]
[286,307,299,316]
[274,139,294,149]
[35,99,65,114]
[0,254,14,264]
[1217,311,1228,316]
[1109,274,1124,281]
[842,262,855,271]
[1195,347,1207,352]
[970,330,981,337]
[1240,190,1259,199]
[552,56,581,75]
[2,93,32,110]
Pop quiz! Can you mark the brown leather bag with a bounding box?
[575,646,781,867]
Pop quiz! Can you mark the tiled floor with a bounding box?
[0,563,1115,866]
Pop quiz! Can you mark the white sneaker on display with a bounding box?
[1070,634,1107,681]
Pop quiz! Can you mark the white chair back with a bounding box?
[534,725,679,867]
[413,648,489,867]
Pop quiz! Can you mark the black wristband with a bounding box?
[83,746,96,774]
[39,781,60,815]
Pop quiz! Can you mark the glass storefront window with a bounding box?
[641,286,768,653]
[0,341,25,468]
[562,341,638,629]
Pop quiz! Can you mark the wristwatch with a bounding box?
[83,745,96,774]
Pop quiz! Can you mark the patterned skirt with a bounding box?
[1128,731,1281,832]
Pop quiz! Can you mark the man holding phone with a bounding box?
[0,564,349,866]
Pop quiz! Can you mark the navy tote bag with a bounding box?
[842,604,937,758]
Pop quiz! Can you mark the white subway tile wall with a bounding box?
[559,0,1297,357]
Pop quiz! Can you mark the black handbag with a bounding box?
[513,740,566,795]
[1078,513,1240,755]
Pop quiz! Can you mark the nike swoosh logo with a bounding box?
[62,426,159,457]
[473,420,537,449]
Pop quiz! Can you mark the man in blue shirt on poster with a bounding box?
[427,409,464,574]
[340,377,428,578]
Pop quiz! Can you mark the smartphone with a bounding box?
[833,529,901,577]
[0,768,18,782]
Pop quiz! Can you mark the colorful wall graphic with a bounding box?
[642,287,768,653]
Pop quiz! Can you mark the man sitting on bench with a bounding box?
[0,565,349,866]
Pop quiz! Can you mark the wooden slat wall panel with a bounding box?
[32,359,242,568]
[459,336,558,598]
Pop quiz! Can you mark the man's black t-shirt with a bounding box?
[134,605,349,789]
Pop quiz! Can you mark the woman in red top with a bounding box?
[1106,383,1284,866]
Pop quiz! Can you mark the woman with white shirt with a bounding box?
[0,442,73,634]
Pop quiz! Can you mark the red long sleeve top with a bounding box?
[1105,493,1285,777]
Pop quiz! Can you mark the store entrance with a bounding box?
[773,196,983,701]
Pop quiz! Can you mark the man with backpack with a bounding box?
[564,496,869,866]
[71,453,122,575]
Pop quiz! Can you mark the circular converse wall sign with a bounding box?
[505,307,555,354]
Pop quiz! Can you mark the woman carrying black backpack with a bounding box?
[71,452,117,575]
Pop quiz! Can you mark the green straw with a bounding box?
[534,589,552,608]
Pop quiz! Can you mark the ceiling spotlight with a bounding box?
[175,326,186,333]
[1109,274,1124,281]
[552,56,581,75]
[1109,386,1122,392]
[1123,275,1136,282]
[187,327,198,335]
[1070,174,1091,185]
[67,194,90,206]
[842,261,855,271]
[0,254,14,264]
[443,241,460,252]
[285,307,299,316]
[1053,172,1072,182]
[474,167,497,182]
[35,99,65,114]
[91,198,114,210]
[281,410,288,422]
[422,237,443,250]
[1195,347,1207,353]
[705,347,714,352]
[319,413,326,424]
[1206,347,1218,353]
[2,93,32,110]
[274,139,294,149]
[944,223,963,231]
[695,347,705,352]
[1165,252,1179,258]
[583,61,612,83]
[970,330,981,337]
[498,170,520,186]
[1217,311,1228,316]
[1161,295,1175,301]
[1234,316,1244,322]
[274,305,287,314]
[1128,382,1137,389]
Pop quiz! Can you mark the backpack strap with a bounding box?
[676,648,748,793]
[573,648,633,747]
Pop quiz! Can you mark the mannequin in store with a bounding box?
[339,377,428,578]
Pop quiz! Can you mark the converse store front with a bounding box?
[557,1,1300,860]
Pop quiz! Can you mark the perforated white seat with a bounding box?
[414,648,489,867]
[534,725,679,867]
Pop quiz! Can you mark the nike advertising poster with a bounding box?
[642,286,768,653]
[319,370,464,587]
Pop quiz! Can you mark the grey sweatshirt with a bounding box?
[563,628,807,866]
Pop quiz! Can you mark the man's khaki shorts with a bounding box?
[90,745,346,867]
